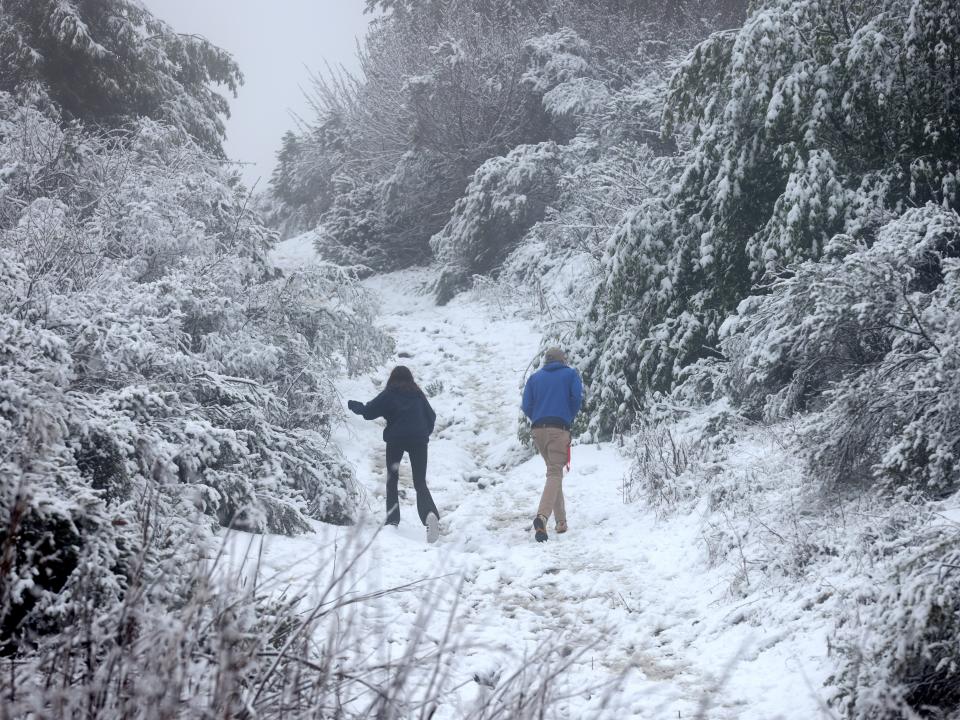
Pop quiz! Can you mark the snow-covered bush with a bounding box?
[493,126,675,317]
[576,0,960,437]
[622,423,702,511]
[0,97,390,649]
[432,142,563,303]
[460,70,680,327]
[314,179,386,271]
[3,522,609,718]
[722,205,960,493]
[831,513,960,719]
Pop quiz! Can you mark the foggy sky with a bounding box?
[144,1,374,189]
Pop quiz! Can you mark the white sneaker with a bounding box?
[426,512,440,544]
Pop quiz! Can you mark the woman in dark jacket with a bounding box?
[347,366,441,542]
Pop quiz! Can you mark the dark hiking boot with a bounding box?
[533,514,548,543]
[426,512,440,544]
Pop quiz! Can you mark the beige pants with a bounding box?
[533,427,569,525]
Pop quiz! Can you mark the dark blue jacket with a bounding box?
[521,362,583,427]
[358,386,436,443]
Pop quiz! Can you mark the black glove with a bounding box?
[347,400,364,415]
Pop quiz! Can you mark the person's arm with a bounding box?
[424,396,437,435]
[569,370,584,418]
[521,376,534,421]
[355,390,390,421]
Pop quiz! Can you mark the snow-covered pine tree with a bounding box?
[431,142,565,303]
[0,0,241,153]
[721,204,960,493]
[574,0,960,438]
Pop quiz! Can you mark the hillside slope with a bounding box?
[232,235,837,718]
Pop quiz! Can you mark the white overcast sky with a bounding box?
[144,1,375,189]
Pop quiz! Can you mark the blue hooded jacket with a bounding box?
[521,361,583,427]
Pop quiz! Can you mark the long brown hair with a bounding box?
[386,365,423,395]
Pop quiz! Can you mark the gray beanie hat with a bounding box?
[544,347,566,364]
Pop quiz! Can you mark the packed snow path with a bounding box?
[240,247,833,718]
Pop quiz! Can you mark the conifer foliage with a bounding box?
[723,204,960,493]
[0,0,242,153]
[573,0,960,437]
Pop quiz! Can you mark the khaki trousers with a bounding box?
[532,427,569,525]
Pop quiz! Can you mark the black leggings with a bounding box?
[385,441,439,525]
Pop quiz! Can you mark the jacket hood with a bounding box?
[543,361,568,372]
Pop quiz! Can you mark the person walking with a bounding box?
[521,347,583,543]
[347,366,441,543]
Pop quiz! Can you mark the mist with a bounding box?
[144,0,374,188]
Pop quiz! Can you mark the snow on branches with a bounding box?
[0,96,390,649]
[723,204,960,493]
[576,0,960,437]
[431,141,563,303]
[0,0,242,154]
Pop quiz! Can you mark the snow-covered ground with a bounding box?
[224,235,836,718]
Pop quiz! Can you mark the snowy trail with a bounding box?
[240,247,834,718]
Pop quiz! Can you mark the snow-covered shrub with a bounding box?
[571,203,702,437]
[521,28,604,133]
[497,131,675,318]
[432,142,563,303]
[576,0,960,437]
[622,423,702,511]
[722,205,960,493]
[439,75,677,317]
[314,180,386,271]
[831,513,960,719]
[3,521,613,718]
[721,206,960,418]
[0,98,390,648]
[0,318,131,651]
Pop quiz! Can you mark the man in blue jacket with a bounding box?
[521,347,583,542]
